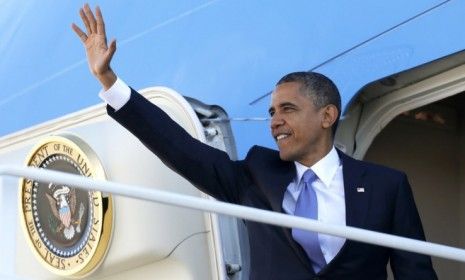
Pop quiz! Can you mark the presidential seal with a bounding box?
[19,134,113,278]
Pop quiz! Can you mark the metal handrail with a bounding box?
[1,164,464,262]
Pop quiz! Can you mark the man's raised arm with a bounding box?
[72,3,117,90]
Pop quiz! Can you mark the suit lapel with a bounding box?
[266,160,294,213]
[319,151,371,273]
[339,150,370,229]
[265,158,314,272]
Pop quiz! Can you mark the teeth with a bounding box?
[276,134,289,140]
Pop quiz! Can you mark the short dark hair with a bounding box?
[276,71,341,136]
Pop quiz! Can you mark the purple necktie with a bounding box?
[292,169,326,273]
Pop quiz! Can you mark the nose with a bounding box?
[270,113,284,130]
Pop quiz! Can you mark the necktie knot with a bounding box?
[302,169,317,185]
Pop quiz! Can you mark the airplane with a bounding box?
[1,1,465,279]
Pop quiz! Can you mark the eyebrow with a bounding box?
[268,102,298,114]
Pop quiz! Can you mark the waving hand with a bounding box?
[72,4,117,90]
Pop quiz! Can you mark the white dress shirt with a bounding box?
[282,147,346,264]
[98,78,131,111]
[100,79,346,264]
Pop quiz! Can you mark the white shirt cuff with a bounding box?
[98,77,131,111]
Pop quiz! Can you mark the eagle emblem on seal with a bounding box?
[45,183,85,240]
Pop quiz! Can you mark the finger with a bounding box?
[79,8,92,35]
[83,3,97,34]
[71,23,88,43]
[104,39,117,64]
[95,6,106,35]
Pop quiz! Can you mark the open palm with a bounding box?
[72,4,116,86]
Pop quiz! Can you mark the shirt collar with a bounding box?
[294,146,341,188]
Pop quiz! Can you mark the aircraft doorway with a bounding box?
[363,93,465,279]
[335,50,465,279]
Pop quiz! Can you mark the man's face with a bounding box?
[269,82,327,165]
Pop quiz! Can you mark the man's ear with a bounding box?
[321,105,339,129]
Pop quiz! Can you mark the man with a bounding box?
[72,4,437,279]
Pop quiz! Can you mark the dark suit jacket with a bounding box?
[108,89,437,280]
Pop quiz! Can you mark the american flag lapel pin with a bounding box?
[356,187,365,193]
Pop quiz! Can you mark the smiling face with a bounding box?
[269,81,335,166]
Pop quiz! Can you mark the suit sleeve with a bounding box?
[107,88,250,204]
[389,173,437,279]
